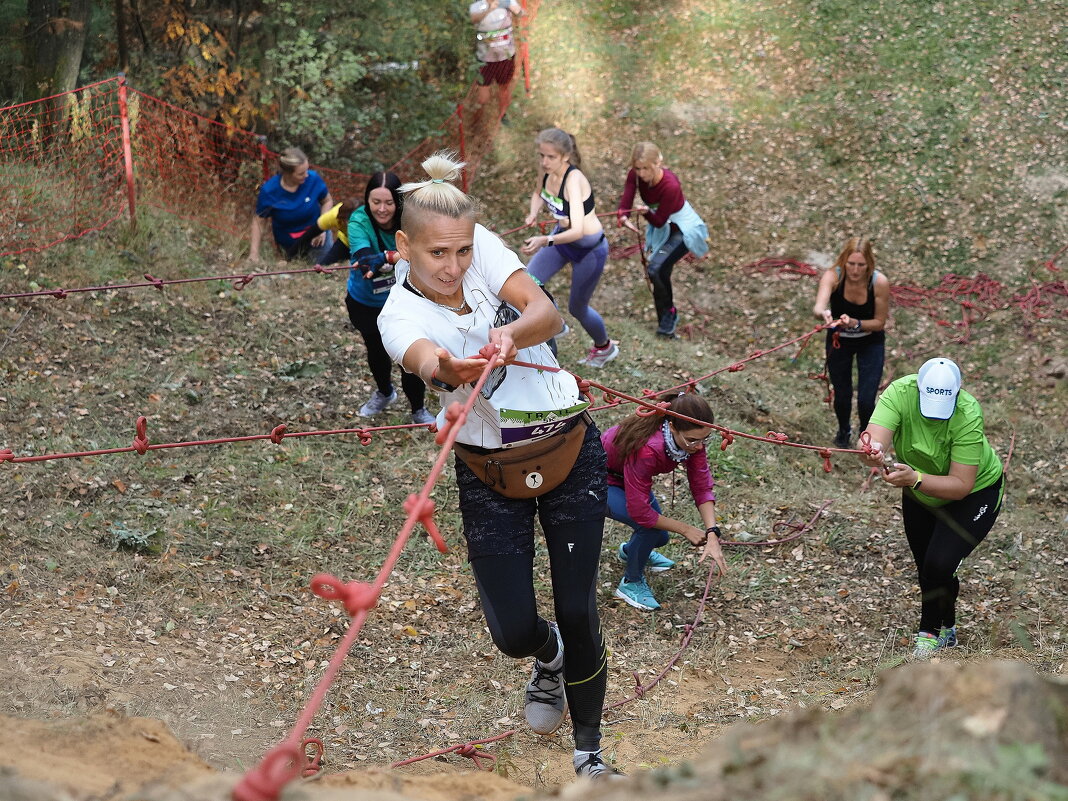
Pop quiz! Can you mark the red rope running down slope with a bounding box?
[231,350,502,801]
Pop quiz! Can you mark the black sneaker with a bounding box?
[833,429,851,449]
[656,308,678,337]
[574,751,625,780]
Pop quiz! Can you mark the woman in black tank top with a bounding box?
[812,236,891,448]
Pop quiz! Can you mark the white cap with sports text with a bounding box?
[917,357,961,419]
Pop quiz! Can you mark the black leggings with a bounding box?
[646,226,689,319]
[344,293,426,411]
[279,224,325,260]
[902,476,1003,633]
[458,424,609,751]
[825,332,885,435]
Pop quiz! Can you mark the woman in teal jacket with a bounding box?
[346,172,432,424]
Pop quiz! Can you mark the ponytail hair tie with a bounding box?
[431,178,444,184]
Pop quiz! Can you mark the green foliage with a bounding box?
[263,28,372,160]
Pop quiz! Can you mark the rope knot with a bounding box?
[766,432,789,442]
[719,432,734,451]
[727,362,745,372]
[434,402,467,446]
[404,494,448,553]
[357,429,373,445]
[132,416,149,455]
[233,274,256,291]
[818,448,833,473]
[310,573,380,616]
[636,400,669,418]
[232,743,303,801]
[269,424,287,445]
[143,273,165,291]
[0,449,14,462]
[301,738,324,778]
[313,264,328,274]
[50,288,68,298]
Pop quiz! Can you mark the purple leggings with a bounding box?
[527,231,609,345]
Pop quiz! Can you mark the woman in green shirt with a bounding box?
[859,357,1003,660]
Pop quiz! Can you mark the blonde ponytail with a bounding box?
[399,151,481,232]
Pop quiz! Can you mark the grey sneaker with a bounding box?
[574,751,625,780]
[578,341,619,368]
[411,408,436,426]
[359,388,397,417]
[523,623,567,735]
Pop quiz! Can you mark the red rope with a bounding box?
[232,352,501,801]
[391,731,516,770]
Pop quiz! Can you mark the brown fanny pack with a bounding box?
[454,414,589,499]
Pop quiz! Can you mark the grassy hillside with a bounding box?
[1,0,1066,793]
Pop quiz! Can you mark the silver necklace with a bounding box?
[407,279,468,313]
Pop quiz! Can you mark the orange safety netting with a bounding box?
[0,78,128,256]
[0,0,542,258]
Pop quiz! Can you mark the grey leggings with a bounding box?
[527,231,610,345]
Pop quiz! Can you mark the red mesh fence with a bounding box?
[0,0,544,259]
[0,78,128,256]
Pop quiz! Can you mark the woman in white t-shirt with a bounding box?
[378,151,621,781]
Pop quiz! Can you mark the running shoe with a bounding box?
[411,408,436,426]
[614,578,660,611]
[912,631,940,660]
[937,626,958,649]
[574,751,625,780]
[656,308,678,338]
[523,623,567,735]
[359,388,397,417]
[578,341,619,368]
[616,542,675,573]
[833,428,852,449]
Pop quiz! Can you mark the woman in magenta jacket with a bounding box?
[601,392,727,611]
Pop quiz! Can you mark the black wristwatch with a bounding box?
[429,369,457,393]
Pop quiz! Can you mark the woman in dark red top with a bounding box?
[617,142,709,337]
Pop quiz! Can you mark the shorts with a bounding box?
[478,57,516,87]
[456,421,608,559]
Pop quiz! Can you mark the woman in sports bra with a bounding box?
[521,128,618,368]
[812,235,890,448]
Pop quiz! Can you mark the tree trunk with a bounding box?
[115,0,130,74]
[25,0,92,100]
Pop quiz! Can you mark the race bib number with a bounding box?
[498,401,590,447]
[372,273,396,294]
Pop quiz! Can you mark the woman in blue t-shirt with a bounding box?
[249,147,332,262]
[345,172,432,424]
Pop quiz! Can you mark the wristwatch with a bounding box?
[429,369,457,393]
[547,235,555,247]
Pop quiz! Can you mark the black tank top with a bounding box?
[540,165,596,221]
[830,271,882,340]
[830,272,877,319]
